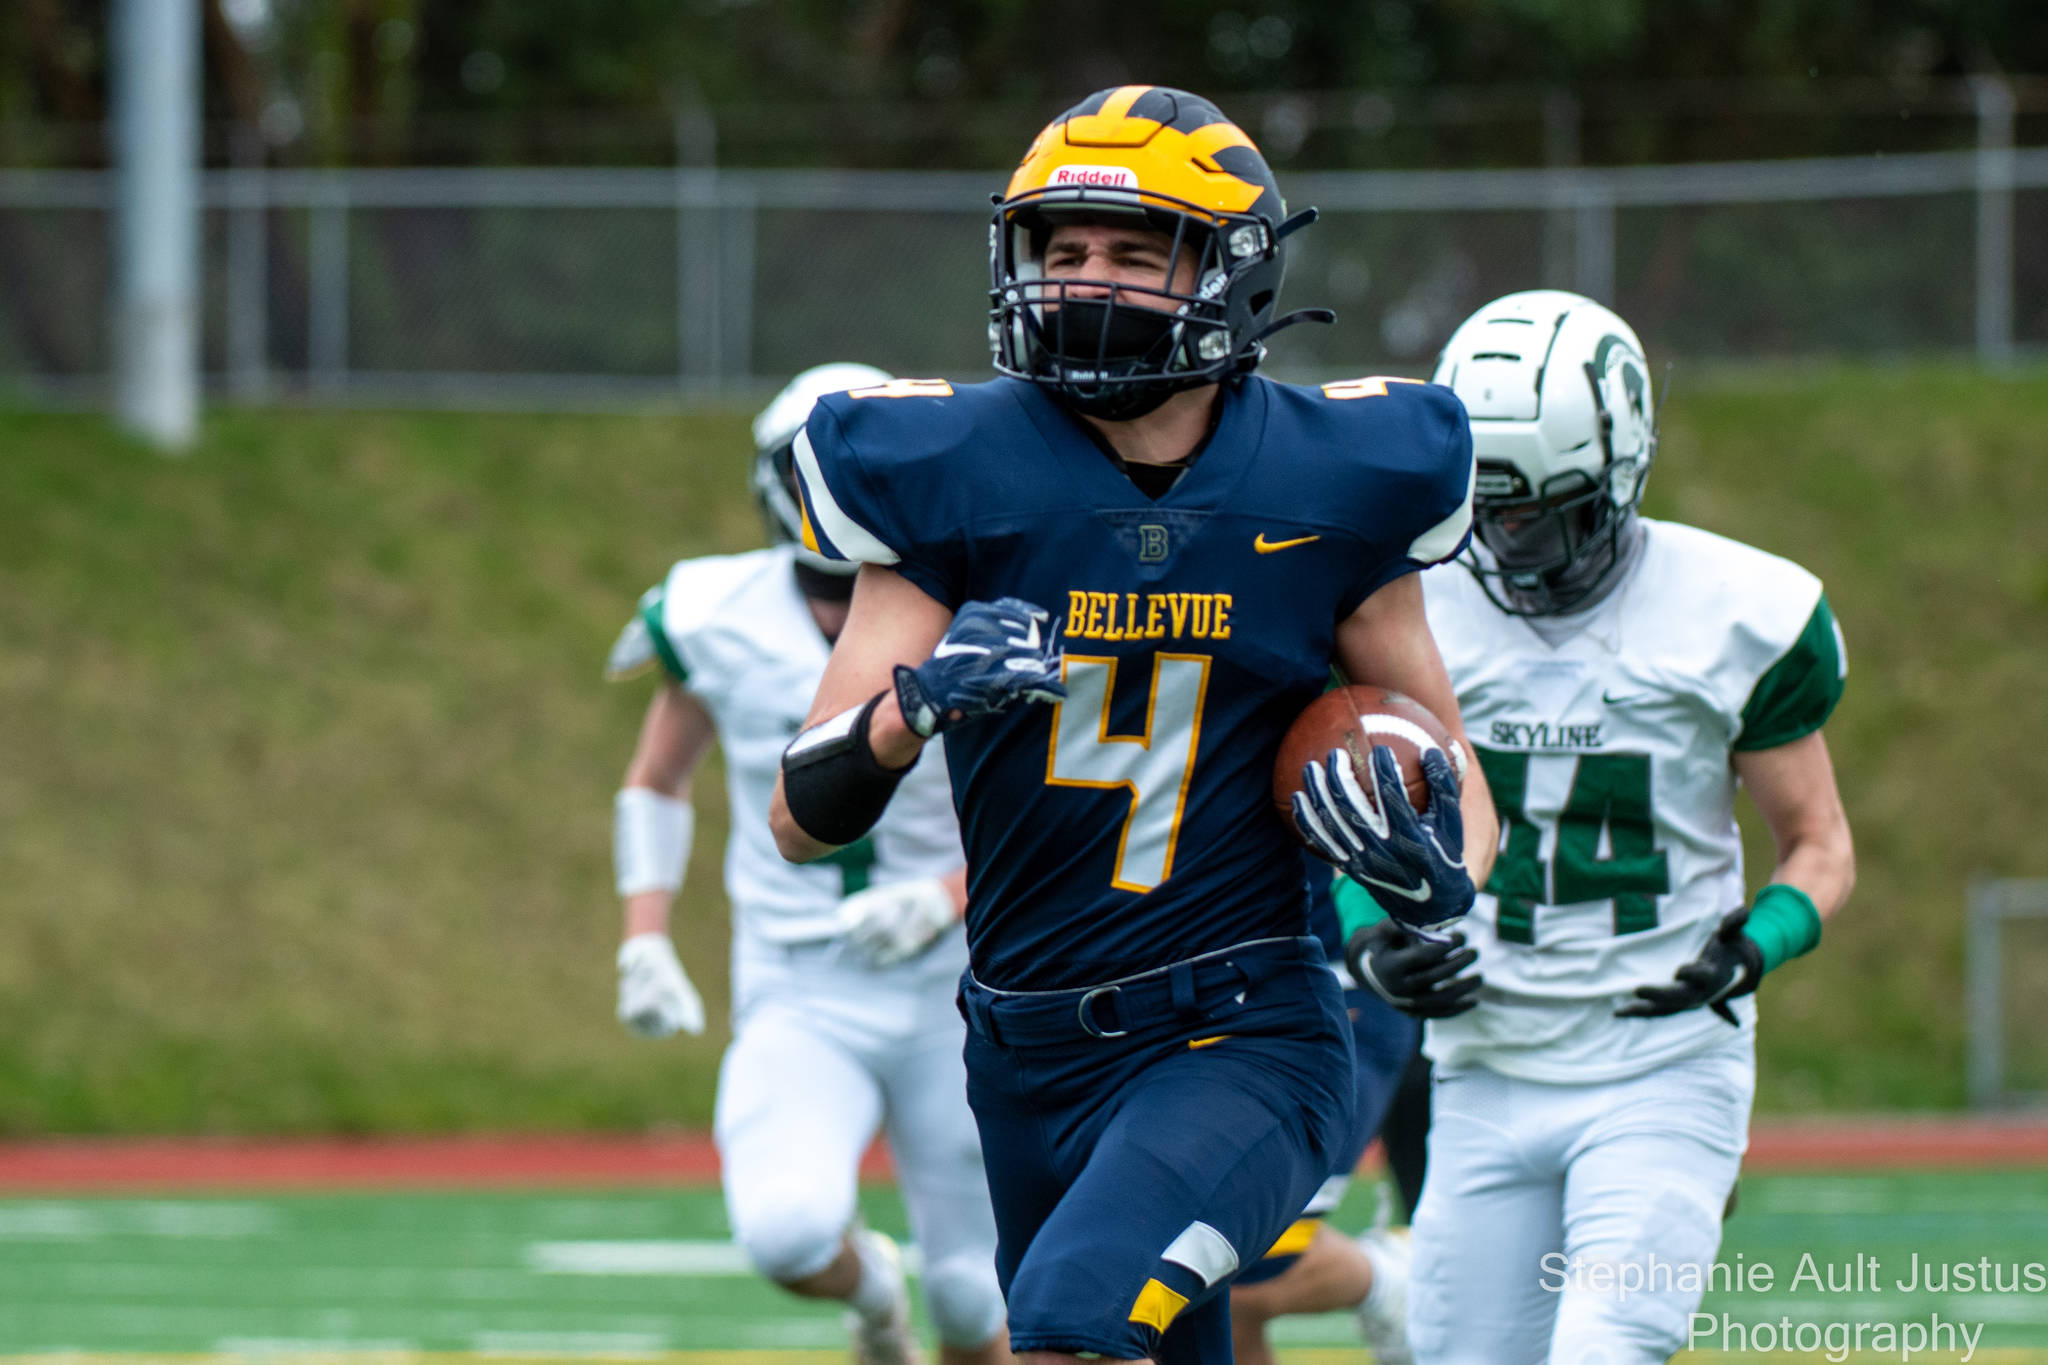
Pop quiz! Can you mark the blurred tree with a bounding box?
[1,0,2045,165]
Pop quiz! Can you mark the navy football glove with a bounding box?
[1615,906,1763,1026]
[1347,918,1483,1019]
[894,597,1066,738]
[1292,744,1474,938]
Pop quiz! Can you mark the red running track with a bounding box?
[0,1118,2042,1192]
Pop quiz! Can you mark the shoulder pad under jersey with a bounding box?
[1297,376,1476,566]
[793,377,1021,605]
[605,551,778,684]
[1642,523,1844,750]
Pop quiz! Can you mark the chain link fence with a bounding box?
[4,148,2046,407]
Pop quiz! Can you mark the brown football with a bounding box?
[1272,686,1458,834]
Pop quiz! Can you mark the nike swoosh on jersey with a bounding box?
[1254,533,1322,554]
[1602,689,1655,704]
[934,641,991,658]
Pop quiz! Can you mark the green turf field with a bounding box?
[2,1171,2045,1360]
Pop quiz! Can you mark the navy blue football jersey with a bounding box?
[795,373,1472,989]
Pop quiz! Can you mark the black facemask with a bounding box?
[1032,299,1187,420]
[1474,502,1639,617]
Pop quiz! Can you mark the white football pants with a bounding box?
[714,929,1004,1348]
[1408,1033,1754,1365]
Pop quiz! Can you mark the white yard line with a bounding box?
[523,1241,924,1278]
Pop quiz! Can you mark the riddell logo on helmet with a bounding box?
[1051,165,1139,189]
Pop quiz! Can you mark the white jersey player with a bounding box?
[1344,293,1855,1365]
[606,364,1008,1365]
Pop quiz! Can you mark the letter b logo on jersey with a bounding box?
[1100,509,1206,576]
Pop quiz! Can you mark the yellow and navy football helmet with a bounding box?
[990,85,1325,419]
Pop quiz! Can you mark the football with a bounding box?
[1272,686,1458,829]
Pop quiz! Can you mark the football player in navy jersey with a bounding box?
[767,85,1498,1365]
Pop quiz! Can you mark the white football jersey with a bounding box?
[626,546,964,943]
[1422,519,1845,1083]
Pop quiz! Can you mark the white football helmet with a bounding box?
[750,362,894,580]
[1431,290,1657,615]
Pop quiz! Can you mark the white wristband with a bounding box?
[614,788,693,897]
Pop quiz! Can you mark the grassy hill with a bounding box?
[0,365,2043,1133]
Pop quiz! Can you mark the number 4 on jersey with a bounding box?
[1046,654,1210,893]
[1478,747,1670,943]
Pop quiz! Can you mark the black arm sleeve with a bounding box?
[780,693,921,849]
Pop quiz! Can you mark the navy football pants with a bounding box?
[960,937,1354,1361]
[1231,983,1419,1287]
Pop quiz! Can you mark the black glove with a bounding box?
[1345,918,1483,1019]
[1615,907,1764,1026]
